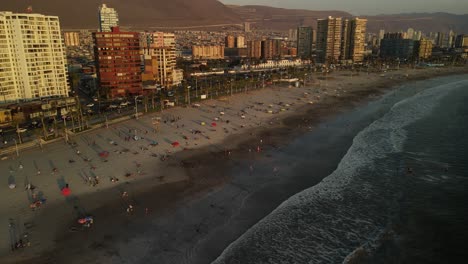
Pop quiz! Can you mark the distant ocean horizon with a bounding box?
[211,74,468,263]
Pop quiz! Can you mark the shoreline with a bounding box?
[1,66,467,264]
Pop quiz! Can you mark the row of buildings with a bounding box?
[2,4,468,104]
[296,17,368,64]
[93,4,183,98]
[379,32,468,60]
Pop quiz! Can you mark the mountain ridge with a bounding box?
[0,1,466,33]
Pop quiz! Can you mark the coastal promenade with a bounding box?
[0,66,466,263]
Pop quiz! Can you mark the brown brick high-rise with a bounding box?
[93,27,142,98]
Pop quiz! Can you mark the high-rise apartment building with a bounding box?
[244,22,251,32]
[316,16,343,63]
[448,30,456,48]
[288,29,298,41]
[247,40,262,59]
[455,34,468,48]
[340,18,367,63]
[413,31,422,41]
[225,35,235,48]
[272,38,282,59]
[93,27,142,98]
[435,32,445,47]
[98,4,119,32]
[297,26,313,58]
[64,32,80,46]
[0,12,69,101]
[312,29,317,50]
[407,28,414,40]
[415,38,432,59]
[380,33,415,59]
[141,32,179,88]
[378,29,385,46]
[235,36,245,48]
[261,40,273,59]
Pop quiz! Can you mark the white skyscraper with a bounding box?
[407,28,414,40]
[0,12,69,101]
[98,4,119,32]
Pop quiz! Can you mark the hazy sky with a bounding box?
[220,0,468,15]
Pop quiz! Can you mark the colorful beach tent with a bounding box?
[211,122,217,127]
[99,151,109,158]
[172,141,180,147]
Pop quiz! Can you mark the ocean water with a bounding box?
[212,75,468,264]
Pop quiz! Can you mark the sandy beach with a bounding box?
[0,66,466,264]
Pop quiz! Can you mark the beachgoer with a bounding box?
[25,183,35,191]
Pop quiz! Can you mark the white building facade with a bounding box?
[98,4,119,32]
[141,32,181,88]
[0,12,69,102]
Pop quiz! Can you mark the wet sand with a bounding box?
[1,66,467,264]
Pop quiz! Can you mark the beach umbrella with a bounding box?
[211,122,217,127]
[99,151,109,158]
[172,141,180,147]
[61,186,71,197]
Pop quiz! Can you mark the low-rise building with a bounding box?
[241,59,310,70]
[0,109,12,127]
[192,45,224,59]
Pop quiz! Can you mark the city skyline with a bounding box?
[220,0,468,15]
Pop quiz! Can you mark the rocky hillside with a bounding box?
[0,0,241,29]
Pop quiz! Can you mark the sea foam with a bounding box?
[212,80,467,264]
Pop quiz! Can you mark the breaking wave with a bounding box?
[212,80,467,264]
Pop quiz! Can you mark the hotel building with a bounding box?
[0,12,69,102]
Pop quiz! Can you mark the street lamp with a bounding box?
[13,138,19,157]
[230,79,233,96]
[134,96,139,119]
[187,85,191,105]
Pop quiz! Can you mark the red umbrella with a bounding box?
[211,122,217,127]
[99,151,109,158]
[61,187,71,197]
[172,141,180,147]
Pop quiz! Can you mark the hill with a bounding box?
[228,5,352,30]
[0,0,241,29]
[364,13,468,33]
[1,1,466,33]
[228,5,468,33]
